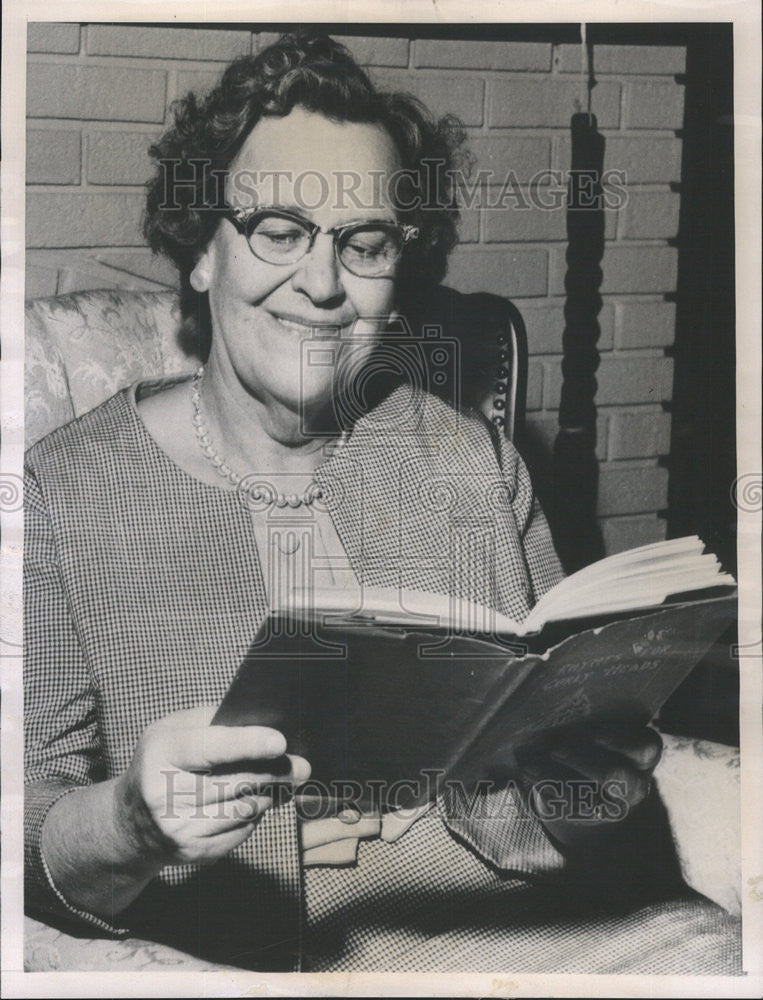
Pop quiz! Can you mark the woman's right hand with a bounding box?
[114,706,310,867]
[40,706,309,922]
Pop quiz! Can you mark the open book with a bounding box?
[212,537,736,810]
[291,534,735,637]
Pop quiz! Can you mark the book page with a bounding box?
[282,583,525,635]
[525,536,736,628]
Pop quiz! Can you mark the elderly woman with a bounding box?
[24,32,737,973]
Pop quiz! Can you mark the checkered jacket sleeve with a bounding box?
[498,433,565,603]
[24,462,128,934]
[21,386,567,942]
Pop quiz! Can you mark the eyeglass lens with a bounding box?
[246,213,403,276]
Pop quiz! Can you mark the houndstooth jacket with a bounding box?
[25,380,570,969]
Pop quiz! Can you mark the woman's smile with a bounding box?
[269,311,355,334]
[189,107,401,425]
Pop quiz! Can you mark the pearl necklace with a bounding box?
[191,366,347,508]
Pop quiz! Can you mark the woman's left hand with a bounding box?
[519,722,663,852]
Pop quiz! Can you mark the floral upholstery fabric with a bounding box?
[24,286,523,447]
[23,916,240,972]
[655,733,741,916]
[25,289,196,448]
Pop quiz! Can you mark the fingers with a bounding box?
[194,793,275,834]
[286,754,311,785]
[518,724,661,827]
[126,711,311,866]
[188,773,279,806]
[590,725,662,771]
[300,814,382,850]
[181,754,312,805]
[161,724,288,772]
[516,725,662,851]
[145,707,291,771]
[531,723,662,779]
[547,742,651,808]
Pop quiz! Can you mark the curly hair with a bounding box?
[143,30,467,326]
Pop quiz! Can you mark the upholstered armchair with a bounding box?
[22,285,741,971]
[25,285,527,448]
[26,290,196,448]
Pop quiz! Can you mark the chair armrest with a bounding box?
[654,731,741,916]
[24,916,242,972]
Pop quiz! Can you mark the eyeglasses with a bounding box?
[224,206,419,278]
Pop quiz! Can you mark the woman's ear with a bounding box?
[189,245,214,293]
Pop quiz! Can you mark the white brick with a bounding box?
[517,300,615,353]
[607,409,672,459]
[56,262,143,294]
[524,411,608,459]
[468,136,551,185]
[337,35,409,67]
[519,303,565,354]
[374,72,484,126]
[446,249,548,297]
[414,40,550,71]
[484,199,617,243]
[544,355,674,408]
[87,25,250,61]
[25,262,60,299]
[254,32,282,50]
[597,463,669,516]
[601,247,678,295]
[489,78,620,129]
[618,191,681,240]
[604,137,683,185]
[26,129,81,185]
[554,136,683,185]
[616,301,676,348]
[266,29,408,69]
[551,246,678,296]
[526,361,543,411]
[597,356,675,405]
[92,251,179,289]
[176,69,225,101]
[601,515,667,554]
[623,83,685,130]
[484,202,565,243]
[25,250,177,293]
[27,22,80,54]
[255,30,404,70]
[256,30,402,66]
[457,207,479,244]
[27,64,166,123]
[87,131,159,186]
[555,44,686,75]
[26,192,146,248]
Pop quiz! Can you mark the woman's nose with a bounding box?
[290,233,345,304]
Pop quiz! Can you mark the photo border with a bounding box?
[2,1,760,996]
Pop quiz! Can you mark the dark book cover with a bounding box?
[212,595,736,811]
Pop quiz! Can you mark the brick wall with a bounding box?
[26,24,686,555]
